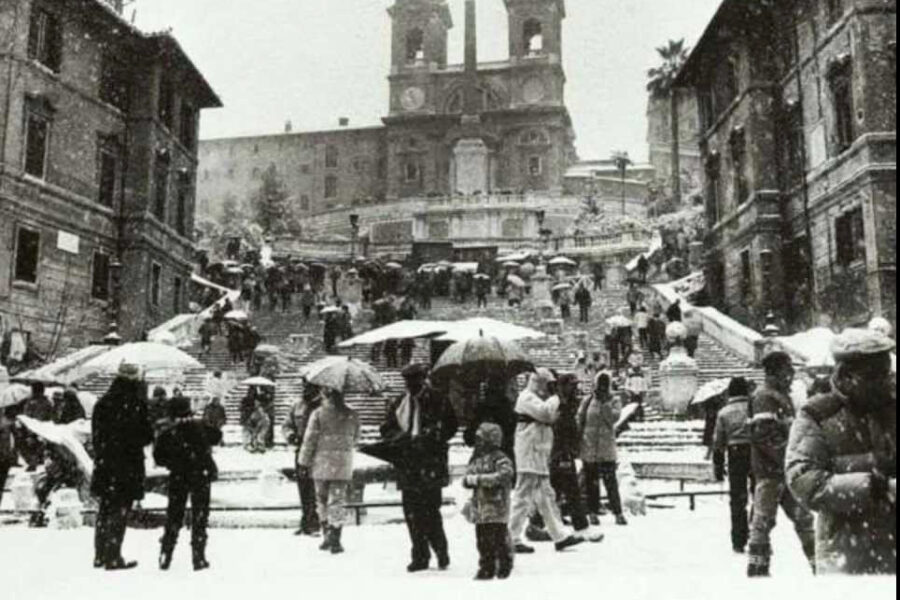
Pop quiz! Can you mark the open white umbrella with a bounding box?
[0,383,31,408]
[242,376,276,387]
[80,342,202,374]
[549,256,577,267]
[434,318,545,342]
[502,261,521,269]
[321,306,342,315]
[507,274,526,288]
[224,310,249,321]
[17,415,93,479]
[606,315,633,328]
[552,282,572,292]
[385,262,403,270]
[690,378,731,406]
[300,356,384,394]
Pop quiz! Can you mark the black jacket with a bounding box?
[91,378,154,503]
[154,418,222,482]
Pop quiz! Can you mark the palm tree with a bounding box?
[647,39,690,204]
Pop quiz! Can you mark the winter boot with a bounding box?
[525,524,552,542]
[474,567,495,581]
[496,561,513,580]
[319,523,333,551]
[554,535,586,552]
[192,546,210,572]
[330,527,344,555]
[615,514,629,526]
[747,544,771,577]
[159,545,174,571]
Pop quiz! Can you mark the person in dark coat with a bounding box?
[786,329,896,576]
[18,382,53,470]
[380,364,458,573]
[666,299,682,323]
[198,318,215,356]
[574,283,592,323]
[550,373,602,541]
[0,407,17,508]
[647,311,666,359]
[282,381,323,536]
[323,312,340,355]
[713,377,754,553]
[202,396,227,441]
[578,372,626,526]
[463,376,517,466]
[637,255,650,283]
[154,395,221,571]
[148,386,169,432]
[54,389,86,424]
[91,363,153,570]
[746,351,815,577]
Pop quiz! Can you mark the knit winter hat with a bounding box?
[475,422,503,449]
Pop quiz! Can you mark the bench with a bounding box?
[344,498,457,526]
[644,490,728,511]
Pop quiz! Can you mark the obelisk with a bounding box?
[453,0,489,195]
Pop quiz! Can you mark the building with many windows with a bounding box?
[676,0,895,331]
[0,0,220,360]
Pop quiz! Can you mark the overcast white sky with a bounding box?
[131,0,720,162]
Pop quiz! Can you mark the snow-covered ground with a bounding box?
[2,497,893,600]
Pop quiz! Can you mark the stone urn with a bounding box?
[658,322,699,415]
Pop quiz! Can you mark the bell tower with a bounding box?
[504,0,565,62]
[388,0,453,71]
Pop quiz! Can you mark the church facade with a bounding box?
[197,0,578,222]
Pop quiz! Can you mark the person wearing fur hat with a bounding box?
[786,329,896,575]
[154,395,222,571]
[91,363,153,571]
[463,422,515,580]
[298,388,360,555]
[713,377,754,553]
[746,351,815,577]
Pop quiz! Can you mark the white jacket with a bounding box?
[514,389,560,476]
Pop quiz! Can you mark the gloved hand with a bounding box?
[714,466,725,483]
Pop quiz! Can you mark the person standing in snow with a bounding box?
[283,381,323,536]
[578,372,628,526]
[746,351,815,577]
[463,422,515,581]
[713,377,754,554]
[91,363,153,571]
[786,329,896,575]
[508,369,585,554]
[380,364,457,572]
[154,396,221,571]
[298,388,360,555]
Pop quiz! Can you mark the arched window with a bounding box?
[519,129,549,145]
[406,28,425,63]
[523,19,543,55]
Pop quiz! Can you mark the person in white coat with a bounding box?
[508,368,584,554]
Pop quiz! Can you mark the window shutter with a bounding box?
[45,12,62,72]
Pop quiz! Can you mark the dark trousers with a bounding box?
[579,305,590,323]
[476,523,512,576]
[296,473,320,531]
[685,335,699,358]
[550,459,589,531]
[560,305,571,320]
[161,474,211,553]
[401,488,448,565]
[0,461,10,506]
[94,497,131,564]
[727,445,753,551]
[477,295,487,308]
[582,462,623,516]
[638,328,649,349]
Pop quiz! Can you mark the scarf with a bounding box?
[396,387,426,436]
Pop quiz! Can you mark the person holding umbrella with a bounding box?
[0,406,17,508]
[712,377,754,554]
[574,282,592,323]
[91,363,154,570]
[380,363,458,573]
[298,388,360,554]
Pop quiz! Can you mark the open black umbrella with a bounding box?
[431,332,533,382]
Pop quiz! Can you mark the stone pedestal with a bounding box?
[606,264,627,289]
[453,138,489,195]
[541,318,564,336]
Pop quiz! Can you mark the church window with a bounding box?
[406,28,425,63]
[523,19,543,55]
[528,156,543,176]
[325,145,339,168]
[405,162,420,183]
[835,206,865,266]
[829,59,854,154]
[324,175,338,198]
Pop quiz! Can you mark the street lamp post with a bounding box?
[104,259,123,345]
[612,151,632,216]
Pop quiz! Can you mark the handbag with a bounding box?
[461,498,476,524]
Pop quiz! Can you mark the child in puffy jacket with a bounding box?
[463,422,515,580]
